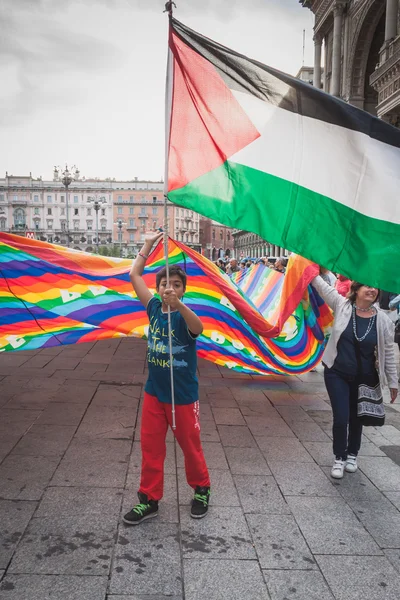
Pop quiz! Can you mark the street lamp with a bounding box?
[113,218,127,257]
[87,195,107,253]
[54,165,80,248]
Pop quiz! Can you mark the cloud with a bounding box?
[0,2,121,125]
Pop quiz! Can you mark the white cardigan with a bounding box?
[312,276,398,390]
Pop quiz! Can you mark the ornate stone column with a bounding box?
[332,3,345,97]
[385,0,398,42]
[313,33,322,89]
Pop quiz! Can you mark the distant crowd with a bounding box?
[214,256,288,275]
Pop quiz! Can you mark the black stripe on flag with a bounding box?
[172,18,400,150]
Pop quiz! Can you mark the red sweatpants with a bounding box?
[139,392,210,501]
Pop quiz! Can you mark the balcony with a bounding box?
[126,224,138,230]
[370,36,400,120]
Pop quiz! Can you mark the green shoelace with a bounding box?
[133,502,150,516]
[194,492,209,506]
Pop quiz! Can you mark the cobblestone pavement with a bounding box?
[1,338,400,599]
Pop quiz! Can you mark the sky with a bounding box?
[0,0,314,181]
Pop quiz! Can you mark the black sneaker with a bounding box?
[123,492,159,525]
[190,486,210,519]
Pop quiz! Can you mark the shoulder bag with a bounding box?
[354,338,385,427]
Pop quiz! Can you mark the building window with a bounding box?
[34,207,39,215]
[61,221,66,231]
[0,194,4,202]
[153,196,157,203]
[129,218,134,227]
[60,195,65,203]
[87,208,92,216]
[152,207,158,215]
[130,195,134,201]
[227,232,230,241]
[33,195,39,202]
[73,220,79,230]
[60,208,65,216]
[212,229,215,240]
[101,208,105,216]
[129,207,134,214]
[74,196,78,203]
[33,219,40,230]
[220,231,223,240]
[13,208,26,228]
[47,220,53,229]
[74,208,79,216]
[87,221,93,230]
[130,233,134,241]
[118,195,122,201]
[141,206,146,214]
[0,218,6,230]
[47,195,52,203]
[141,218,146,227]
[140,233,145,241]
[118,207,123,214]
[47,208,52,216]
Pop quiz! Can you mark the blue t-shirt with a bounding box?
[333,314,377,376]
[144,296,199,405]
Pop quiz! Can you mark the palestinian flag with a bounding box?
[166,18,400,292]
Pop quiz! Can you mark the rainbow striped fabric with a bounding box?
[0,233,332,375]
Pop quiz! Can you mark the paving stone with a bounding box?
[256,437,313,463]
[49,382,98,405]
[244,416,295,437]
[0,455,59,500]
[91,384,141,407]
[0,436,20,464]
[358,441,387,456]
[321,467,384,501]
[264,392,300,406]
[75,405,138,439]
[246,514,316,570]
[264,569,335,600]
[107,596,182,600]
[184,559,268,600]
[384,549,400,573]
[0,409,42,438]
[225,446,271,475]
[4,390,55,410]
[217,425,257,447]
[349,498,400,548]
[232,389,271,403]
[199,420,220,442]
[199,403,213,421]
[181,506,255,559]
[207,396,239,408]
[110,523,181,596]
[211,408,245,425]
[359,457,400,491]
[268,461,338,497]
[234,475,290,514]
[316,555,400,600]
[385,491,400,510]
[34,403,87,426]
[0,574,108,599]
[303,441,333,466]
[51,438,130,487]
[176,442,228,470]
[276,406,314,423]
[286,496,381,555]
[178,468,240,507]
[8,515,116,575]
[239,403,280,418]
[288,421,331,442]
[0,500,37,569]
[10,425,76,457]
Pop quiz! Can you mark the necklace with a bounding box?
[352,305,376,342]
[354,304,374,313]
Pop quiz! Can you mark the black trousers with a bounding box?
[324,367,363,460]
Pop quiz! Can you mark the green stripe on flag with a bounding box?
[169,161,400,292]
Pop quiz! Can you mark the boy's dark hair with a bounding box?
[156,265,187,290]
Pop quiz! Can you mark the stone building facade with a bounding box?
[199,218,235,260]
[232,230,288,260]
[0,173,200,255]
[300,0,400,124]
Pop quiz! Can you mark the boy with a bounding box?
[123,231,210,525]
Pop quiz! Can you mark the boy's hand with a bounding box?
[143,231,164,247]
[162,288,181,310]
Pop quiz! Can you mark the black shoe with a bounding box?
[123,492,159,525]
[190,486,210,519]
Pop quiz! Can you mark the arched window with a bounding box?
[13,208,26,228]
[0,218,6,231]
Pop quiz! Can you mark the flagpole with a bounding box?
[164,1,176,430]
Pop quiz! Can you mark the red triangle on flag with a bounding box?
[168,30,260,193]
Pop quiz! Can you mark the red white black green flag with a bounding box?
[166,18,400,292]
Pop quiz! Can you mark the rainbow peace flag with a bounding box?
[0,233,332,375]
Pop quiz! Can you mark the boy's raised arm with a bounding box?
[130,232,163,308]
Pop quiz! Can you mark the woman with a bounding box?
[312,275,398,479]
[389,294,400,351]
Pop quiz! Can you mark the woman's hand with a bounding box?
[143,231,164,246]
[390,388,398,403]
